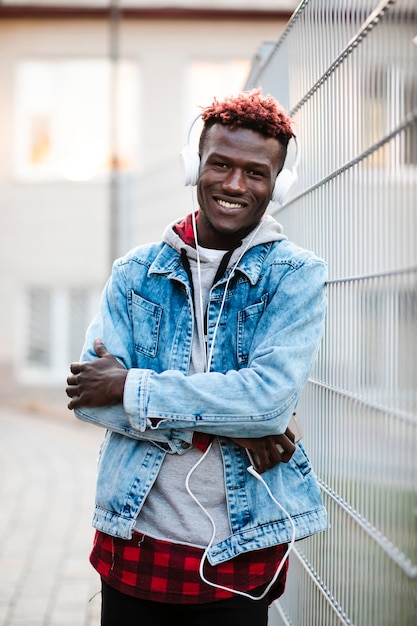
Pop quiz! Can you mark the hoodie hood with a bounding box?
[163,211,287,268]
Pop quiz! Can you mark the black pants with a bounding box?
[101,579,270,626]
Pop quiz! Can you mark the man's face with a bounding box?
[196,123,286,249]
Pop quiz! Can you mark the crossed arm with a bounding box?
[66,338,296,473]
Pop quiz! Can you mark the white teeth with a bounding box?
[218,199,243,209]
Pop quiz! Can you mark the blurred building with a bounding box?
[0,1,297,407]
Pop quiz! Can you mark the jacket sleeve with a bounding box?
[124,257,327,438]
[73,258,194,447]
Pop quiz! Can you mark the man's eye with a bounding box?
[247,169,264,177]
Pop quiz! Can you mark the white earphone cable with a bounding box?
[186,168,294,601]
[190,191,263,372]
[185,446,296,600]
[205,220,263,372]
[191,206,207,370]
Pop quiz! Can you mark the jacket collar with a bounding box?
[149,239,274,287]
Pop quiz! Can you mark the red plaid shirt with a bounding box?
[90,531,288,604]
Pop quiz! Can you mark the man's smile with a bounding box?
[217,198,245,210]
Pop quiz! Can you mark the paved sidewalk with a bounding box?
[0,406,104,626]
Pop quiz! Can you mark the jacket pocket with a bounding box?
[292,443,312,477]
[130,292,163,357]
[236,294,268,365]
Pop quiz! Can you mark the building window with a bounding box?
[19,286,101,384]
[362,65,417,168]
[360,283,417,412]
[26,288,52,368]
[14,59,139,181]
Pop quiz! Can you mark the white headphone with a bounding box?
[179,113,300,205]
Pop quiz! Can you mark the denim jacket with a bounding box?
[75,232,328,565]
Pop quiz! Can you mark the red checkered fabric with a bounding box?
[192,431,214,452]
[90,531,289,604]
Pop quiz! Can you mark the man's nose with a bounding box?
[221,169,246,194]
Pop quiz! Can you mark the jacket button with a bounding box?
[181,442,191,449]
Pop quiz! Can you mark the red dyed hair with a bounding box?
[200,89,294,149]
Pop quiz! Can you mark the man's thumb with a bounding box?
[94,338,109,358]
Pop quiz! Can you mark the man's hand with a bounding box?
[66,339,128,410]
[231,428,296,473]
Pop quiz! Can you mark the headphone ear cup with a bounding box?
[272,167,298,205]
[179,144,200,187]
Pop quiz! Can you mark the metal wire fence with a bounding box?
[246,1,417,624]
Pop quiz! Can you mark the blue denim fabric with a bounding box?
[75,237,328,564]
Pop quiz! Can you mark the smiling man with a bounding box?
[66,90,328,626]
